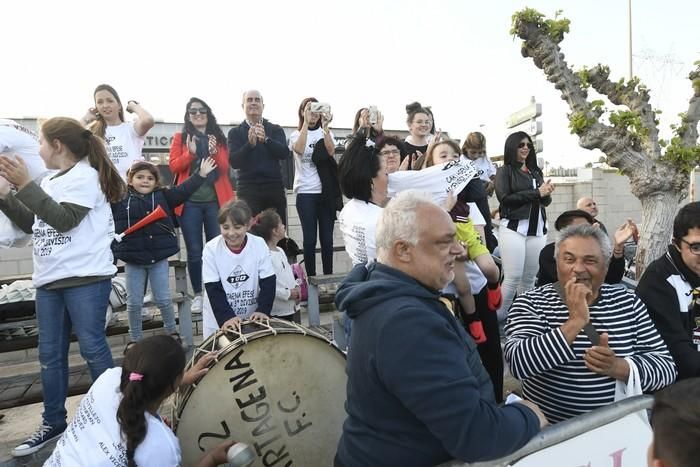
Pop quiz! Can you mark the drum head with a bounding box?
[176,324,347,466]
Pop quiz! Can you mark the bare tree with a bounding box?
[510,8,700,276]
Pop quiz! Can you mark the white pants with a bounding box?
[496,227,547,322]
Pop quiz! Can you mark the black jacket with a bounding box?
[311,139,343,219]
[637,245,700,379]
[227,119,289,187]
[111,174,205,264]
[495,163,551,221]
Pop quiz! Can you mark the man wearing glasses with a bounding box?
[638,201,700,380]
[228,90,290,225]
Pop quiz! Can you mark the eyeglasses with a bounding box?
[379,149,401,156]
[518,142,534,150]
[188,108,208,115]
[678,238,700,255]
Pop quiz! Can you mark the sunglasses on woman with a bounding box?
[188,108,208,115]
[518,142,534,150]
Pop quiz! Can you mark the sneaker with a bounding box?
[12,422,66,457]
[141,307,153,321]
[191,295,203,315]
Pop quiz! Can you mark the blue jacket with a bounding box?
[227,119,289,187]
[335,262,540,467]
[111,174,205,265]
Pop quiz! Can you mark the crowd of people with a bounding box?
[0,84,698,466]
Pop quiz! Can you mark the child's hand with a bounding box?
[0,155,31,190]
[249,312,270,324]
[198,157,218,177]
[181,351,218,387]
[222,316,242,333]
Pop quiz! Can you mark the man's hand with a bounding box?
[247,127,258,146]
[584,333,630,381]
[254,123,266,142]
[560,276,592,344]
[516,399,549,429]
[613,219,638,256]
[181,351,218,387]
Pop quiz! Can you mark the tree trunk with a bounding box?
[635,190,685,278]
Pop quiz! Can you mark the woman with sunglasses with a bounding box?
[81,84,155,180]
[169,98,235,314]
[494,132,554,324]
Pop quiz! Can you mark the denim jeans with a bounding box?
[180,201,220,294]
[36,279,113,427]
[125,259,176,341]
[296,193,334,276]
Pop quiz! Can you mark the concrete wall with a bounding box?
[488,168,643,242]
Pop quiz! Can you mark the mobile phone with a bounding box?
[368,106,378,125]
[309,102,331,114]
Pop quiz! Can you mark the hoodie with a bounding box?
[334,262,540,467]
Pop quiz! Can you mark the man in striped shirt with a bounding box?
[504,223,676,423]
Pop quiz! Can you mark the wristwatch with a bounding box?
[264,137,272,145]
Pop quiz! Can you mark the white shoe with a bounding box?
[191,295,203,314]
[142,292,153,305]
[141,307,153,321]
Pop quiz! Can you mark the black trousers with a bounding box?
[237,182,288,227]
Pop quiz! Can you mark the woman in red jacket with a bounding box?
[169,97,234,313]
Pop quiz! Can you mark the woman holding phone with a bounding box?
[289,97,337,276]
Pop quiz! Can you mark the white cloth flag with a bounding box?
[387,159,478,206]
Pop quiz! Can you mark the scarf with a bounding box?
[191,129,219,184]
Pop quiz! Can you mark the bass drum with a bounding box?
[174,319,347,467]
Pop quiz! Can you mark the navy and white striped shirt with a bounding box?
[504,283,676,423]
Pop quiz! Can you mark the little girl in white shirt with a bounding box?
[250,208,300,321]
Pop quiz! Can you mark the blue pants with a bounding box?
[36,279,113,427]
[180,201,220,294]
[296,193,335,276]
[125,259,176,341]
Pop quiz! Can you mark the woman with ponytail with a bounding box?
[81,84,155,180]
[0,117,126,457]
[45,335,237,466]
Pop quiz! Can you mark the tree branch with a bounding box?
[680,67,700,148]
[512,18,646,172]
[586,66,661,159]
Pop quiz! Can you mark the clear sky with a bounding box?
[3,0,698,167]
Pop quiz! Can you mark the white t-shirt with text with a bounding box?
[289,127,335,193]
[201,234,275,336]
[105,122,145,180]
[387,159,477,206]
[45,367,181,467]
[338,199,383,266]
[32,159,116,287]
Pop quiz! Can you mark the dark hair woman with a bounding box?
[494,131,554,323]
[168,97,235,315]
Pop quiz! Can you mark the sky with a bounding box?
[3,0,698,168]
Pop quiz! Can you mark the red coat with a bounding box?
[168,132,235,216]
